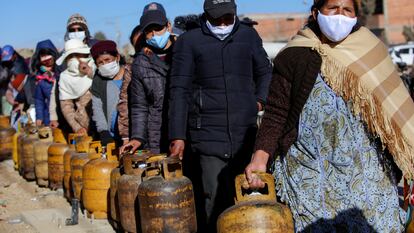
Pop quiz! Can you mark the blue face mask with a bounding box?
[146,31,171,49]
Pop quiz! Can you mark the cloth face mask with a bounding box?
[317,11,357,42]
[98,61,120,79]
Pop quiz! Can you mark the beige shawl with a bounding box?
[284,27,414,179]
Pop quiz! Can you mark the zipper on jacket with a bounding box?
[197,86,202,129]
[222,37,233,156]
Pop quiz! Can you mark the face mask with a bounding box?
[98,61,120,79]
[206,20,235,40]
[146,31,171,49]
[68,31,86,41]
[317,11,357,42]
[66,58,80,75]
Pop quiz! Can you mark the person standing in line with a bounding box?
[168,0,272,231]
[120,2,177,154]
[245,0,406,232]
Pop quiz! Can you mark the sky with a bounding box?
[0,0,313,49]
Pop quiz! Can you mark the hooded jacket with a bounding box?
[33,40,59,125]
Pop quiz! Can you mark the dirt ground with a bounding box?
[0,159,69,233]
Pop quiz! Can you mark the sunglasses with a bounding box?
[68,27,85,33]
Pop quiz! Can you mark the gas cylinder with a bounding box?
[216,173,294,233]
[109,166,122,230]
[34,127,53,187]
[0,115,10,129]
[63,134,78,200]
[0,127,15,161]
[82,142,118,219]
[118,150,154,233]
[70,139,100,200]
[17,124,28,175]
[22,125,38,180]
[138,157,197,233]
[48,128,69,190]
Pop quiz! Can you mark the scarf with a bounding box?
[59,70,93,101]
[36,71,55,84]
[284,26,414,179]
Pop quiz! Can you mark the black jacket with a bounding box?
[168,16,272,159]
[129,50,172,153]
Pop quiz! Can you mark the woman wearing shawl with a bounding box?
[245,0,412,232]
[55,39,95,135]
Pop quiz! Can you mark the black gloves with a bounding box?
[100,130,114,146]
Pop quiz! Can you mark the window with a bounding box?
[399,48,410,54]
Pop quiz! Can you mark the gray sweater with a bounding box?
[92,80,120,133]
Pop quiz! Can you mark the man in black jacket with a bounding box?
[168,0,272,231]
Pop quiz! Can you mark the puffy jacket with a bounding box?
[130,49,172,153]
[168,16,272,159]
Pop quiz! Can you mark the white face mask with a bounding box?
[68,31,86,41]
[98,61,120,79]
[67,58,80,75]
[66,57,92,76]
[317,11,357,42]
[206,20,235,41]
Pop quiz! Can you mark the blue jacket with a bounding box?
[33,39,58,125]
[168,16,272,159]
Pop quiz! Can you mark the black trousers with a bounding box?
[183,150,251,233]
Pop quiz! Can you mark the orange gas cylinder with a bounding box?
[34,127,53,187]
[138,157,197,233]
[118,150,154,233]
[82,143,118,219]
[216,173,294,233]
[63,134,79,200]
[22,125,38,180]
[0,115,10,129]
[48,128,69,190]
[0,127,15,161]
[70,139,100,200]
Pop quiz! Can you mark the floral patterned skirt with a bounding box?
[273,75,405,233]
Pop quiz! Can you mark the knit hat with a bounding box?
[90,40,118,60]
[204,0,237,19]
[67,13,88,29]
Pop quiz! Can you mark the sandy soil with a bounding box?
[0,159,69,233]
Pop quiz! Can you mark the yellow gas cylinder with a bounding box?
[138,157,197,233]
[12,121,22,170]
[34,127,53,187]
[22,125,38,180]
[0,127,15,161]
[70,139,100,200]
[118,150,154,233]
[63,134,78,200]
[48,128,69,190]
[17,124,28,175]
[0,115,10,129]
[217,173,294,233]
[109,165,122,230]
[82,143,119,219]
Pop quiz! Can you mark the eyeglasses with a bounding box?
[68,27,85,33]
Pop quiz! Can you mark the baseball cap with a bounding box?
[1,45,15,62]
[140,2,168,31]
[204,0,237,19]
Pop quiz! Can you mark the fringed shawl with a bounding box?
[284,27,414,179]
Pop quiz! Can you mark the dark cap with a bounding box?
[140,2,168,31]
[90,40,118,60]
[204,0,237,19]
